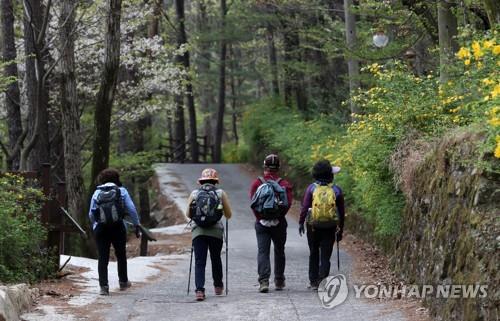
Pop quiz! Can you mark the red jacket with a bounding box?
[249,171,293,221]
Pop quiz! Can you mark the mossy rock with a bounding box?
[393,130,499,321]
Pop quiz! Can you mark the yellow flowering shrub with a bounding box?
[454,36,500,158]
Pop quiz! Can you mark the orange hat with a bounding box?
[198,168,219,183]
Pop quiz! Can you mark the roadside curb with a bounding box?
[0,284,38,321]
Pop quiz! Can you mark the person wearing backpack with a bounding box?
[187,168,232,301]
[250,154,293,293]
[88,168,141,296]
[298,160,345,290]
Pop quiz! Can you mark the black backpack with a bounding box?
[191,185,223,227]
[94,186,125,225]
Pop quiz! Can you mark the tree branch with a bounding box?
[37,0,52,46]
[157,1,178,33]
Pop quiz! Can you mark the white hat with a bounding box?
[332,166,341,174]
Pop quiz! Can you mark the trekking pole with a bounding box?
[336,231,340,271]
[187,244,193,295]
[225,218,229,296]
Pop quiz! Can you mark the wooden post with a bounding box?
[40,164,51,225]
[56,182,67,255]
[140,234,148,256]
[39,164,60,271]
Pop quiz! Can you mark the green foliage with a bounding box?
[222,141,250,163]
[109,151,159,182]
[0,174,52,283]
[242,33,499,250]
[242,98,344,172]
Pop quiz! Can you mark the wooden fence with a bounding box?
[161,135,213,163]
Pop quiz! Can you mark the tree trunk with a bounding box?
[344,0,360,116]
[22,0,50,170]
[134,117,152,224]
[196,0,213,146]
[213,0,227,163]
[132,0,161,158]
[266,24,279,97]
[166,109,174,161]
[437,0,458,83]
[229,45,238,145]
[483,0,500,26]
[1,0,23,170]
[138,178,151,226]
[173,94,186,162]
[282,17,307,112]
[90,0,122,188]
[282,19,295,108]
[59,0,85,228]
[175,0,198,163]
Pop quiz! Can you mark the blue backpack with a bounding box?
[250,177,288,219]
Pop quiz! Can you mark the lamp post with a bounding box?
[372,31,389,48]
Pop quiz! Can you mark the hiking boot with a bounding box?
[214,286,224,295]
[99,286,109,296]
[275,279,285,291]
[195,290,206,301]
[259,280,269,293]
[119,281,131,290]
[308,281,319,291]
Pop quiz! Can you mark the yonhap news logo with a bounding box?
[318,274,489,309]
[317,274,349,309]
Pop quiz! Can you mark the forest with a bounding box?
[0,0,498,282]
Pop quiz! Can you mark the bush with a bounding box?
[222,141,250,163]
[0,174,51,282]
[242,98,344,170]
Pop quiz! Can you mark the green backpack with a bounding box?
[308,184,338,228]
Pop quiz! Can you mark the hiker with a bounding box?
[298,160,345,290]
[187,168,232,301]
[88,168,141,296]
[250,154,293,293]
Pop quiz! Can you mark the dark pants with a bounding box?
[307,224,336,284]
[255,220,287,283]
[193,235,223,292]
[95,222,128,287]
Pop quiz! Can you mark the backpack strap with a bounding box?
[259,177,283,184]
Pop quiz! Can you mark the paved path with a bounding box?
[101,164,407,321]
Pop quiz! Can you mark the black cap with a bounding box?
[264,154,280,170]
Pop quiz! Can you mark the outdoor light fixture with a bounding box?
[404,48,417,61]
[372,31,389,48]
